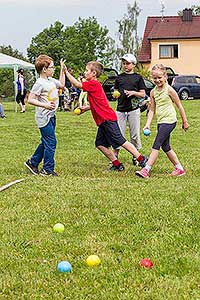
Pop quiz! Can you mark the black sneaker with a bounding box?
[24,159,39,175]
[138,156,148,168]
[40,169,59,176]
[109,163,125,172]
[132,157,138,166]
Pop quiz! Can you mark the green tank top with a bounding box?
[153,84,177,124]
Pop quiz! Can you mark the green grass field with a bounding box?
[0,101,200,300]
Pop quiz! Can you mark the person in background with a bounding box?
[0,95,6,118]
[0,103,6,118]
[65,67,73,90]
[58,88,64,111]
[0,103,6,119]
[78,75,88,107]
[16,68,27,113]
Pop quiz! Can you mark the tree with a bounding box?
[192,5,200,15]
[27,18,114,72]
[0,45,26,60]
[27,21,66,65]
[178,6,200,16]
[116,1,141,60]
[0,69,14,98]
[67,17,115,69]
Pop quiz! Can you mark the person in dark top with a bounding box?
[16,68,27,113]
[65,68,73,89]
[113,54,146,165]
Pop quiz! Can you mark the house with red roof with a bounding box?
[138,9,200,74]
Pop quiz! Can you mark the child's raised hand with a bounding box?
[60,58,66,70]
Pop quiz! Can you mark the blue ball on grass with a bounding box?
[57,261,72,273]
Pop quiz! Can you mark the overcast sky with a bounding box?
[0,0,199,56]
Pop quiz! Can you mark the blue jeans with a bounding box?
[31,116,57,172]
[0,103,5,117]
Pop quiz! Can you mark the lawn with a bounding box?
[0,100,200,300]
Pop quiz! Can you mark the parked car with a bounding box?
[102,68,155,101]
[171,75,200,100]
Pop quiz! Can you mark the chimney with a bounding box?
[182,8,193,21]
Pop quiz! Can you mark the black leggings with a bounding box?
[16,90,27,105]
[152,122,176,152]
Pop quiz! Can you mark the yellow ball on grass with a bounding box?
[53,223,65,233]
[86,255,101,267]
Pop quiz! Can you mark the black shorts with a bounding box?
[95,120,126,149]
[16,90,27,105]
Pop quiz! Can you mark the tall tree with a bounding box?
[27,18,114,72]
[71,17,115,69]
[116,1,141,60]
[27,21,65,65]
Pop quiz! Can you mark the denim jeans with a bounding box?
[31,116,56,172]
[0,103,5,117]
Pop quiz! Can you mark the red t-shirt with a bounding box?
[82,80,117,126]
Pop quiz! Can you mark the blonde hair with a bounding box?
[86,61,104,78]
[151,64,167,76]
[35,55,53,74]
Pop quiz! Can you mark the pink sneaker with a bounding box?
[135,167,150,178]
[170,168,186,177]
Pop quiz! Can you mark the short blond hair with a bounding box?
[35,55,53,74]
[86,61,104,78]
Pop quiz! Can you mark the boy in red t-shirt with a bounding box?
[64,61,148,171]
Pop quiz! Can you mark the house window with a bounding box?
[159,45,178,58]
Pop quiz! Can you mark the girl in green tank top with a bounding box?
[136,64,189,178]
[153,82,177,124]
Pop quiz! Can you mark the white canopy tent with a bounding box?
[0,53,35,110]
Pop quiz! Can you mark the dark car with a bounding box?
[102,68,155,101]
[171,75,200,100]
